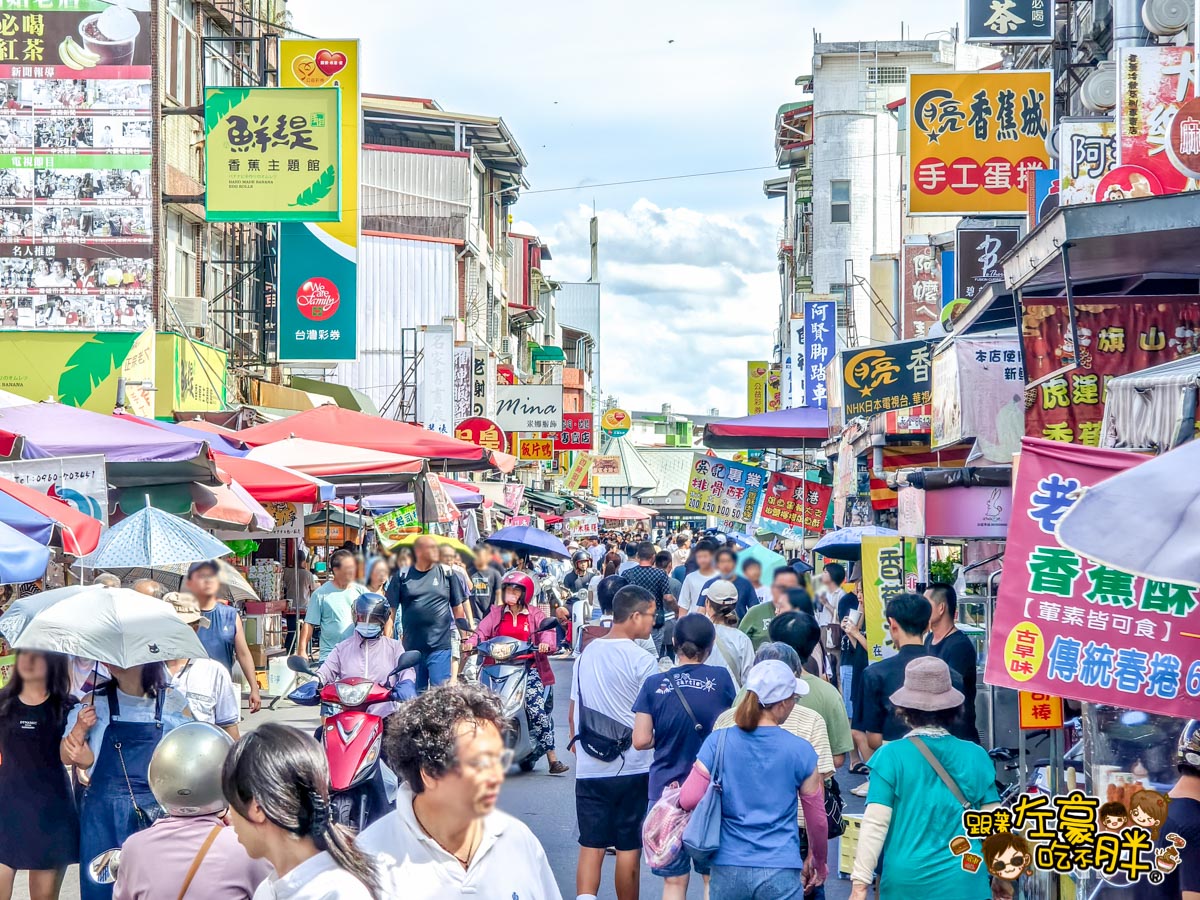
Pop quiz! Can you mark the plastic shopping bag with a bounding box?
[642,782,690,869]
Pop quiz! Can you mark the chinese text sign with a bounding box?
[966,0,1054,43]
[901,244,941,339]
[684,454,764,524]
[839,338,935,419]
[747,361,768,415]
[804,298,837,408]
[908,70,1052,215]
[861,534,903,662]
[759,471,832,533]
[956,226,1021,303]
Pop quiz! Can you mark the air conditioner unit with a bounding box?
[499,336,515,358]
[166,296,208,331]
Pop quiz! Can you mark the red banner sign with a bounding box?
[1022,297,1200,445]
[453,417,507,454]
[759,472,832,532]
[901,244,941,339]
[553,413,594,451]
[984,438,1200,719]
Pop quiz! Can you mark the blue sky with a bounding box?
[291,0,963,416]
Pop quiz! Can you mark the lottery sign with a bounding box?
[984,438,1200,719]
[908,70,1052,215]
[684,454,764,523]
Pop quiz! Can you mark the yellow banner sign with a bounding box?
[860,534,904,662]
[907,70,1052,215]
[747,361,768,415]
[204,87,342,222]
[517,437,554,461]
[565,453,593,491]
[1018,691,1064,729]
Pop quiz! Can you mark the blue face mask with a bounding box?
[356,623,382,639]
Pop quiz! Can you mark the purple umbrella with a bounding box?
[0,404,206,463]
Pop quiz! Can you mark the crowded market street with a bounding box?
[5,2,1200,900]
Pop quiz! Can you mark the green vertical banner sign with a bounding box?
[277,40,360,363]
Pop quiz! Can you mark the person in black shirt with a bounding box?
[620,541,671,659]
[1133,719,1200,900]
[385,534,468,690]
[563,550,596,594]
[924,582,980,744]
[466,544,502,622]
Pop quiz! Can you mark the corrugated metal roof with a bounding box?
[362,147,471,241]
[635,448,697,496]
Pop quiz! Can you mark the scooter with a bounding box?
[286,650,420,831]
[475,619,560,772]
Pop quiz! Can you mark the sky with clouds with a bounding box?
[291,0,962,417]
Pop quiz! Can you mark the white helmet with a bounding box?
[148,722,234,817]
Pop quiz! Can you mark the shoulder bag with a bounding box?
[711,636,743,691]
[667,674,703,734]
[909,735,972,810]
[177,825,222,900]
[568,654,633,763]
[682,728,728,864]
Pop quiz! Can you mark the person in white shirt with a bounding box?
[357,683,561,899]
[570,585,659,900]
[222,724,379,900]
[161,592,240,738]
[675,539,719,614]
[698,580,755,690]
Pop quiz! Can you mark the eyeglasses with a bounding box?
[460,749,515,773]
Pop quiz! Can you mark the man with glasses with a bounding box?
[357,682,560,898]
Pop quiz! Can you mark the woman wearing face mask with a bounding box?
[222,724,380,899]
[316,594,417,718]
[467,571,569,775]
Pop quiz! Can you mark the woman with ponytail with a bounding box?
[221,724,379,899]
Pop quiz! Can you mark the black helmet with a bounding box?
[1179,720,1200,769]
[354,592,390,624]
[572,550,591,565]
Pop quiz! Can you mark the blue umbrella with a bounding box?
[0,491,54,546]
[74,504,231,570]
[1056,440,1200,586]
[0,518,51,585]
[486,525,571,560]
[813,525,899,561]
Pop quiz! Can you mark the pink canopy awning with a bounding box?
[245,437,424,478]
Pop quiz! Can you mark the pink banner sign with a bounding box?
[985,438,1200,718]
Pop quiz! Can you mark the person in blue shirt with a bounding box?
[187,560,261,714]
[679,659,828,900]
[633,615,736,898]
[704,547,759,621]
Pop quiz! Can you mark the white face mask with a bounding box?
[355,623,382,639]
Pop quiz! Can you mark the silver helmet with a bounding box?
[148,722,234,817]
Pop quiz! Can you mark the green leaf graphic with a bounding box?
[204,87,252,134]
[57,333,135,408]
[289,165,336,207]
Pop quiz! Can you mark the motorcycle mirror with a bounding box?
[286,655,313,675]
[88,849,122,884]
[390,650,422,676]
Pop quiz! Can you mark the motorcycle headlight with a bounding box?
[351,735,382,787]
[489,642,515,661]
[335,682,372,707]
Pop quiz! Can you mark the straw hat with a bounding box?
[163,591,210,628]
[888,656,964,712]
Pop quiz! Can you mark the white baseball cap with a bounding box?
[744,659,809,703]
[701,579,739,604]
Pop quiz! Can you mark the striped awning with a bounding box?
[878,441,973,472]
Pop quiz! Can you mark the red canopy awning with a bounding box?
[233,406,513,473]
[0,475,102,555]
[214,455,335,504]
[703,406,828,449]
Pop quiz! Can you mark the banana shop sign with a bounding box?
[839,339,936,420]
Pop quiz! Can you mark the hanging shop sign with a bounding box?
[204,87,340,222]
[566,515,599,539]
[157,333,227,415]
[1058,118,1117,205]
[471,348,494,419]
[901,243,941,339]
[759,471,832,533]
[496,365,516,385]
[931,336,1025,460]
[564,453,593,492]
[787,314,805,409]
[419,326,454,435]
[1118,46,1196,197]
[1028,167,1059,225]
[373,504,418,546]
[505,515,532,527]
[454,417,507,454]
[494,385,563,433]
[766,364,782,411]
[747,361,768,415]
[897,485,1012,539]
[984,437,1200,719]
[591,455,621,476]
[502,482,525,511]
[1022,296,1200,446]
[955,225,1021,303]
[0,453,107,524]
[0,1,154,332]
[804,298,837,408]
[422,471,455,523]
[839,338,935,420]
[684,453,764,523]
[908,70,1052,215]
[1018,691,1064,729]
[600,407,631,437]
[452,343,472,426]
[553,412,593,451]
[516,437,554,462]
[278,39,359,364]
[966,0,1053,43]
[861,534,903,662]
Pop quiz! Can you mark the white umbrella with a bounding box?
[13,587,207,668]
[121,559,260,604]
[0,583,93,645]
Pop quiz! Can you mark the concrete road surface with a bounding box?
[16,658,859,899]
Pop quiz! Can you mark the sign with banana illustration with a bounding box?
[204,87,341,222]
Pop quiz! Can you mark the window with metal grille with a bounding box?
[831,180,851,224]
[829,282,853,327]
[868,66,907,85]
